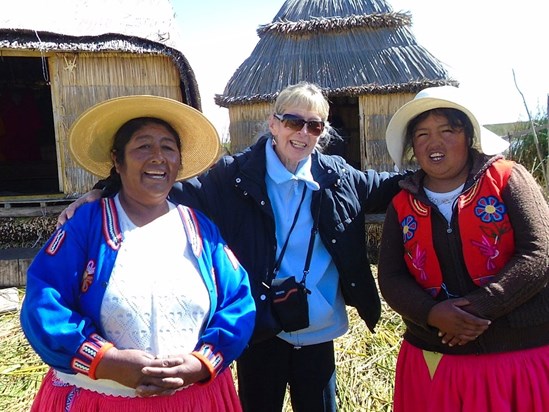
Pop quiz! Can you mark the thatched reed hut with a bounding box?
[215,0,457,170]
[0,0,200,286]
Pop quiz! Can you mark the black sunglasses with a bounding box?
[274,114,325,137]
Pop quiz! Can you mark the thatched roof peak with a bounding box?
[258,12,412,35]
[258,0,409,35]
[215,0,456,108]
[271,0,395,20]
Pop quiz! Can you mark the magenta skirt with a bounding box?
[393,340,549,412]
[30,368,242,412]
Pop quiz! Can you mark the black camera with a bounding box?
[270,276,310,332]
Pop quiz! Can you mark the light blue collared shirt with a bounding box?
[265,138,348,346]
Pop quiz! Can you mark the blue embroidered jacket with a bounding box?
[20,198,255,378]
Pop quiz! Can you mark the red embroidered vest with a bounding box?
[393,159,515,297]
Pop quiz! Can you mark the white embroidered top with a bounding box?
[424,184,464,223]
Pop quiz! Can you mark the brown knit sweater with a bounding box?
[378,150,549,354]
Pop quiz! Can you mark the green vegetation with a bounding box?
[506,117,548,189]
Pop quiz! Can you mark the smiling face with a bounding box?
[114,121,181,206]
[411,112,471,192]
[269,106,323,173]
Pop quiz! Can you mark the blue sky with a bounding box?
[173,0,547,137]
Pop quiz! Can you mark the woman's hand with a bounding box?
[94,348,187,396]
[427,298,491,347]
[56,189,103,228]
[136,354,210,397]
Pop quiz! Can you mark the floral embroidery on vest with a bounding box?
[394,159,515,297]
[471,195,511,273]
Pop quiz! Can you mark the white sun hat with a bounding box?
[385,86,510,169]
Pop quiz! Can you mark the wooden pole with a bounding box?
[512,69,547,189]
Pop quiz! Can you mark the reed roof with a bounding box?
[215,0,457,107]
[0,0,201,109]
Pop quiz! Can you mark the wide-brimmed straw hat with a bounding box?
[69,95,220,181]
[385,86,509,169]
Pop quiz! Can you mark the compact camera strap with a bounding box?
[270,185,322,289]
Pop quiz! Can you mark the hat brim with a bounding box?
[386,89,509,169]
[69,95,220,181]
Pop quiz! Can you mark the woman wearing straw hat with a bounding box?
[20,95,255,411]
[378,85,549,411]
[58,82,405,412]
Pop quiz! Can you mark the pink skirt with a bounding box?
[393,340,549,412]
[30,368,242,412]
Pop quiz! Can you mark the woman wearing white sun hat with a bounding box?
[20,95,255,411]
[385,85,510,171]
[378,86,549,411]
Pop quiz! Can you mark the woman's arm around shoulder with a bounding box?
[170,155,237,217]
[340,158,409,213]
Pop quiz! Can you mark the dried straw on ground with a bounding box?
[0,290,47,412]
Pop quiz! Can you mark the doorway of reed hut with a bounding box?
[0,56,59,198]
[325,96,361,170]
